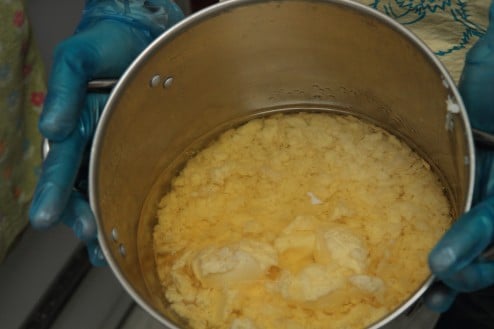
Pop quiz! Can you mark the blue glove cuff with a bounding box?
[78,0,184,39]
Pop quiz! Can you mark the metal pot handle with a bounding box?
[41,79,119,159]
[87,79,118,91]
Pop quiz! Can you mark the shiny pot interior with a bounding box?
[89,0,474,328]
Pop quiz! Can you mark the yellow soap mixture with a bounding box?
[153,112,452,329]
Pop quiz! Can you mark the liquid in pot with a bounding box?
[152,112,451,329]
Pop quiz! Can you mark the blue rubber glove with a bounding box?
[425,2,494,312]
[29,0,184,266]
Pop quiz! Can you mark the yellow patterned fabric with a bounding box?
[0,0,45,262]
[354,1,490,82]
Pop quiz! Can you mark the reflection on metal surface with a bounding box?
[163,77,174,89]
[149,75,161,88]
[111,228,119,242]
[42,138,50,159]
[87,79,118,91]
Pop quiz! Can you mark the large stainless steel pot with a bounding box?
[89,0,475,328]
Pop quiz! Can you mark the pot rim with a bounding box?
[89,1,475,328]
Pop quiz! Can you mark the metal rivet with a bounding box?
[42,138,50,159]
[111,228,118,241]
[149,75,161,87]
[163,76,174,89]
[119,244,126,257]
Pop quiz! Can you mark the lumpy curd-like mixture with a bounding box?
[153,113,452,329]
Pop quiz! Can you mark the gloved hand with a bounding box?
[29,0,184,266]
[424,2,494,312]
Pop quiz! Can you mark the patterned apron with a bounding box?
[0,0,45,262]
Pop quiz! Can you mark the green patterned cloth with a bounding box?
[0,0,45,262]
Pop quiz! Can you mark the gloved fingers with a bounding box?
[423,282,457,313]
[439,261,494,292]
[61,191,97,241]
[40,39,91,140]
[463,3,494,63]
[29,130,87,229]
[77,93,109,139]
[86,239,107,267]
[488,2,494,32]
[30,93,107,229]
[163,1,186,27]
[458,56,494,133]
[428,200,494,277]
[472,147,494,204]
[458,4,494,133]
[81,0,185,38]
[40,21,149,141]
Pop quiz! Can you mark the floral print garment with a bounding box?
[0,0,45,262]
[356,0,490,82]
